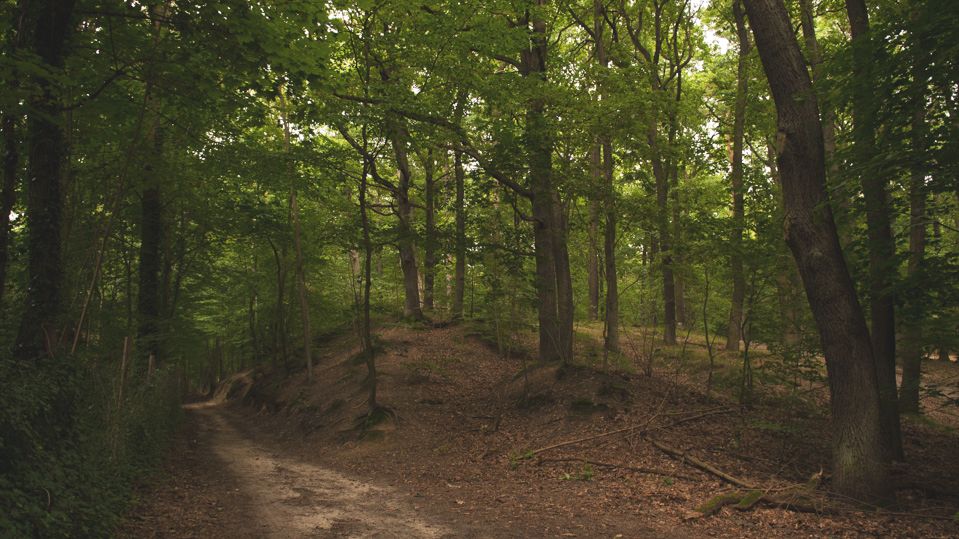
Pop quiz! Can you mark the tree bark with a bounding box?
[844,0,903,462]
[726,0,749,352]
[743,0,892,505]
[14,0,77,359]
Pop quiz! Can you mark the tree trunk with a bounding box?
[136,3,170,366]
[281,89,313,381]
[726,0,749,352]
[552,191,574,363]
[587,145,601,321]
[290,191,313,381]
[452,146,466,320]
[594,0,618,353]
[423,149,436,310]
[671,166,685,326]
[650,122,676,346]
[522,1,570,363]
[603,140,619,353]
[268,239,288,367]
[14,0,76,358]
[384,110,424,320]
[359,141,376,410]
[899,101,927,414]
[845,0,903,462]
[743,0,892,505]
[0,114,18,309]
[799,0,847,246]
[0,5,23,310]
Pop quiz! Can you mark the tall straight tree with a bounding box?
[899,64,928,413]
[845,0,903,462]
[594,0,618,353]
[422,148,437,311]
[136,2,170,366]
[450,93,467,320]
[742,0,892,504]
[14,0,76,359]
[523,0,573,363]
[725,0,749,352]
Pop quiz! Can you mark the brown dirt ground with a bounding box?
[121,322,959,538]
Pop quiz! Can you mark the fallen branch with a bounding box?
[646,437,755,489]
[536,457,699,481]
[528,406,734,457]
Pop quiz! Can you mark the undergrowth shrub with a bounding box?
[0,354,181,537]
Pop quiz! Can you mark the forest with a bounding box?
[1,0,958,536]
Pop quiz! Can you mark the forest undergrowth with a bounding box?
[124,321,959,538]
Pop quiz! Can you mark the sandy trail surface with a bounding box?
[120,404,452,538]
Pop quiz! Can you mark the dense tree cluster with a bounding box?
[1,0,957,532]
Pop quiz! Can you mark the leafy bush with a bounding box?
[0,355,180,537]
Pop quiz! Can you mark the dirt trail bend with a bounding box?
[130,404,452,539]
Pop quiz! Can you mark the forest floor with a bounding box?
[120,322,959,538]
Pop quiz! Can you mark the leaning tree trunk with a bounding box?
[14,0,77,359]
[726,0,750,352]
[743,0,892,505]
[845,0,903,462]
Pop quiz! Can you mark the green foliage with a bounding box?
[561,462,593,482]
[0,356,180,537]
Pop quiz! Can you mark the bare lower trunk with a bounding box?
[744,0,892,505]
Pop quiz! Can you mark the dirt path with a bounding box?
[120,404,452,538]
